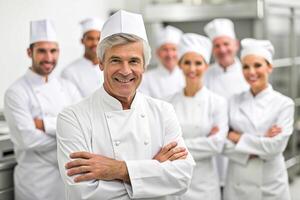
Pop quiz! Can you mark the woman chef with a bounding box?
[224,38,294,200]
[169,33,228,200]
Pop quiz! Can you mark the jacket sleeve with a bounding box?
[223,139,250,165]
[184,97,228,161]
[61,68,74,83]
[62,78,83,103]
[43,79,82,137]
[222,95,250,165]
[57,107,133,200]
[4,88,56,151]
[125,103,195,199]
[61,68,85,97]
[43,116,57,136]
[57,103,195,199]
[235,101,294,160]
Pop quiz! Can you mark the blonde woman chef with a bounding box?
[169,33,228,200]
[224,38,294,200]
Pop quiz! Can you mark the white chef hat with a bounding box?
[204,18,236,41]
[80,17,104,35]
[155,25,183,48]
[99,10,148,43]
[30,19,57,44]
[178,33,212,64]
[240,38,274,64]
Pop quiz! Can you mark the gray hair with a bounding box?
[97,33,151,69]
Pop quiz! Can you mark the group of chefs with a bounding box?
[3,9,294,200]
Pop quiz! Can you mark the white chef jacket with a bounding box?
[204,58,248,100]
[4,69,82,200]
[204,58,249,185]
[169,87,228,200]
[61,57,104,97]
[56,86,195,200]
[223,85,294,200]
[139,65,185,100]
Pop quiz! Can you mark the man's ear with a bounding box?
[99,59,104,71]
[156,48,160,58]
[27,48,33,58]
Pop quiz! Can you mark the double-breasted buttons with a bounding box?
[114,140,121,146]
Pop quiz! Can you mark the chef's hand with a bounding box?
[153,141,188,162]
[208,126,219,137]
[65,152,130,183]
[227,130,241,144]
[34,118,45,132]
[265,125,282,137]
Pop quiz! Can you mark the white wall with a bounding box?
[0,0,142,108]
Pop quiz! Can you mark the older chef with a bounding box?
[56,10,195,200]
[169,33,228,200]
[62,17,105,97]
[204,18,249,188]
[4,19,81,200]
[224,38,294,200]
[139,25,185,99]
[204,18,248,99]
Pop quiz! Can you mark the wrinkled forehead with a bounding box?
[105,41,144,60]
[212,36,236,45]
[158,43,177,50]
[82,30,101,38]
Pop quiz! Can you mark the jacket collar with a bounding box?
[243,84,274,108]
[179,86,208,102]
[24,68,55,86]
[239,84,275,129]
[158,64,181,75]
[98,86,141,111]
[215,57,241,73]
[194,86,208,100]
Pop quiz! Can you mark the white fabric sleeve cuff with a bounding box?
[43,116,57,136]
